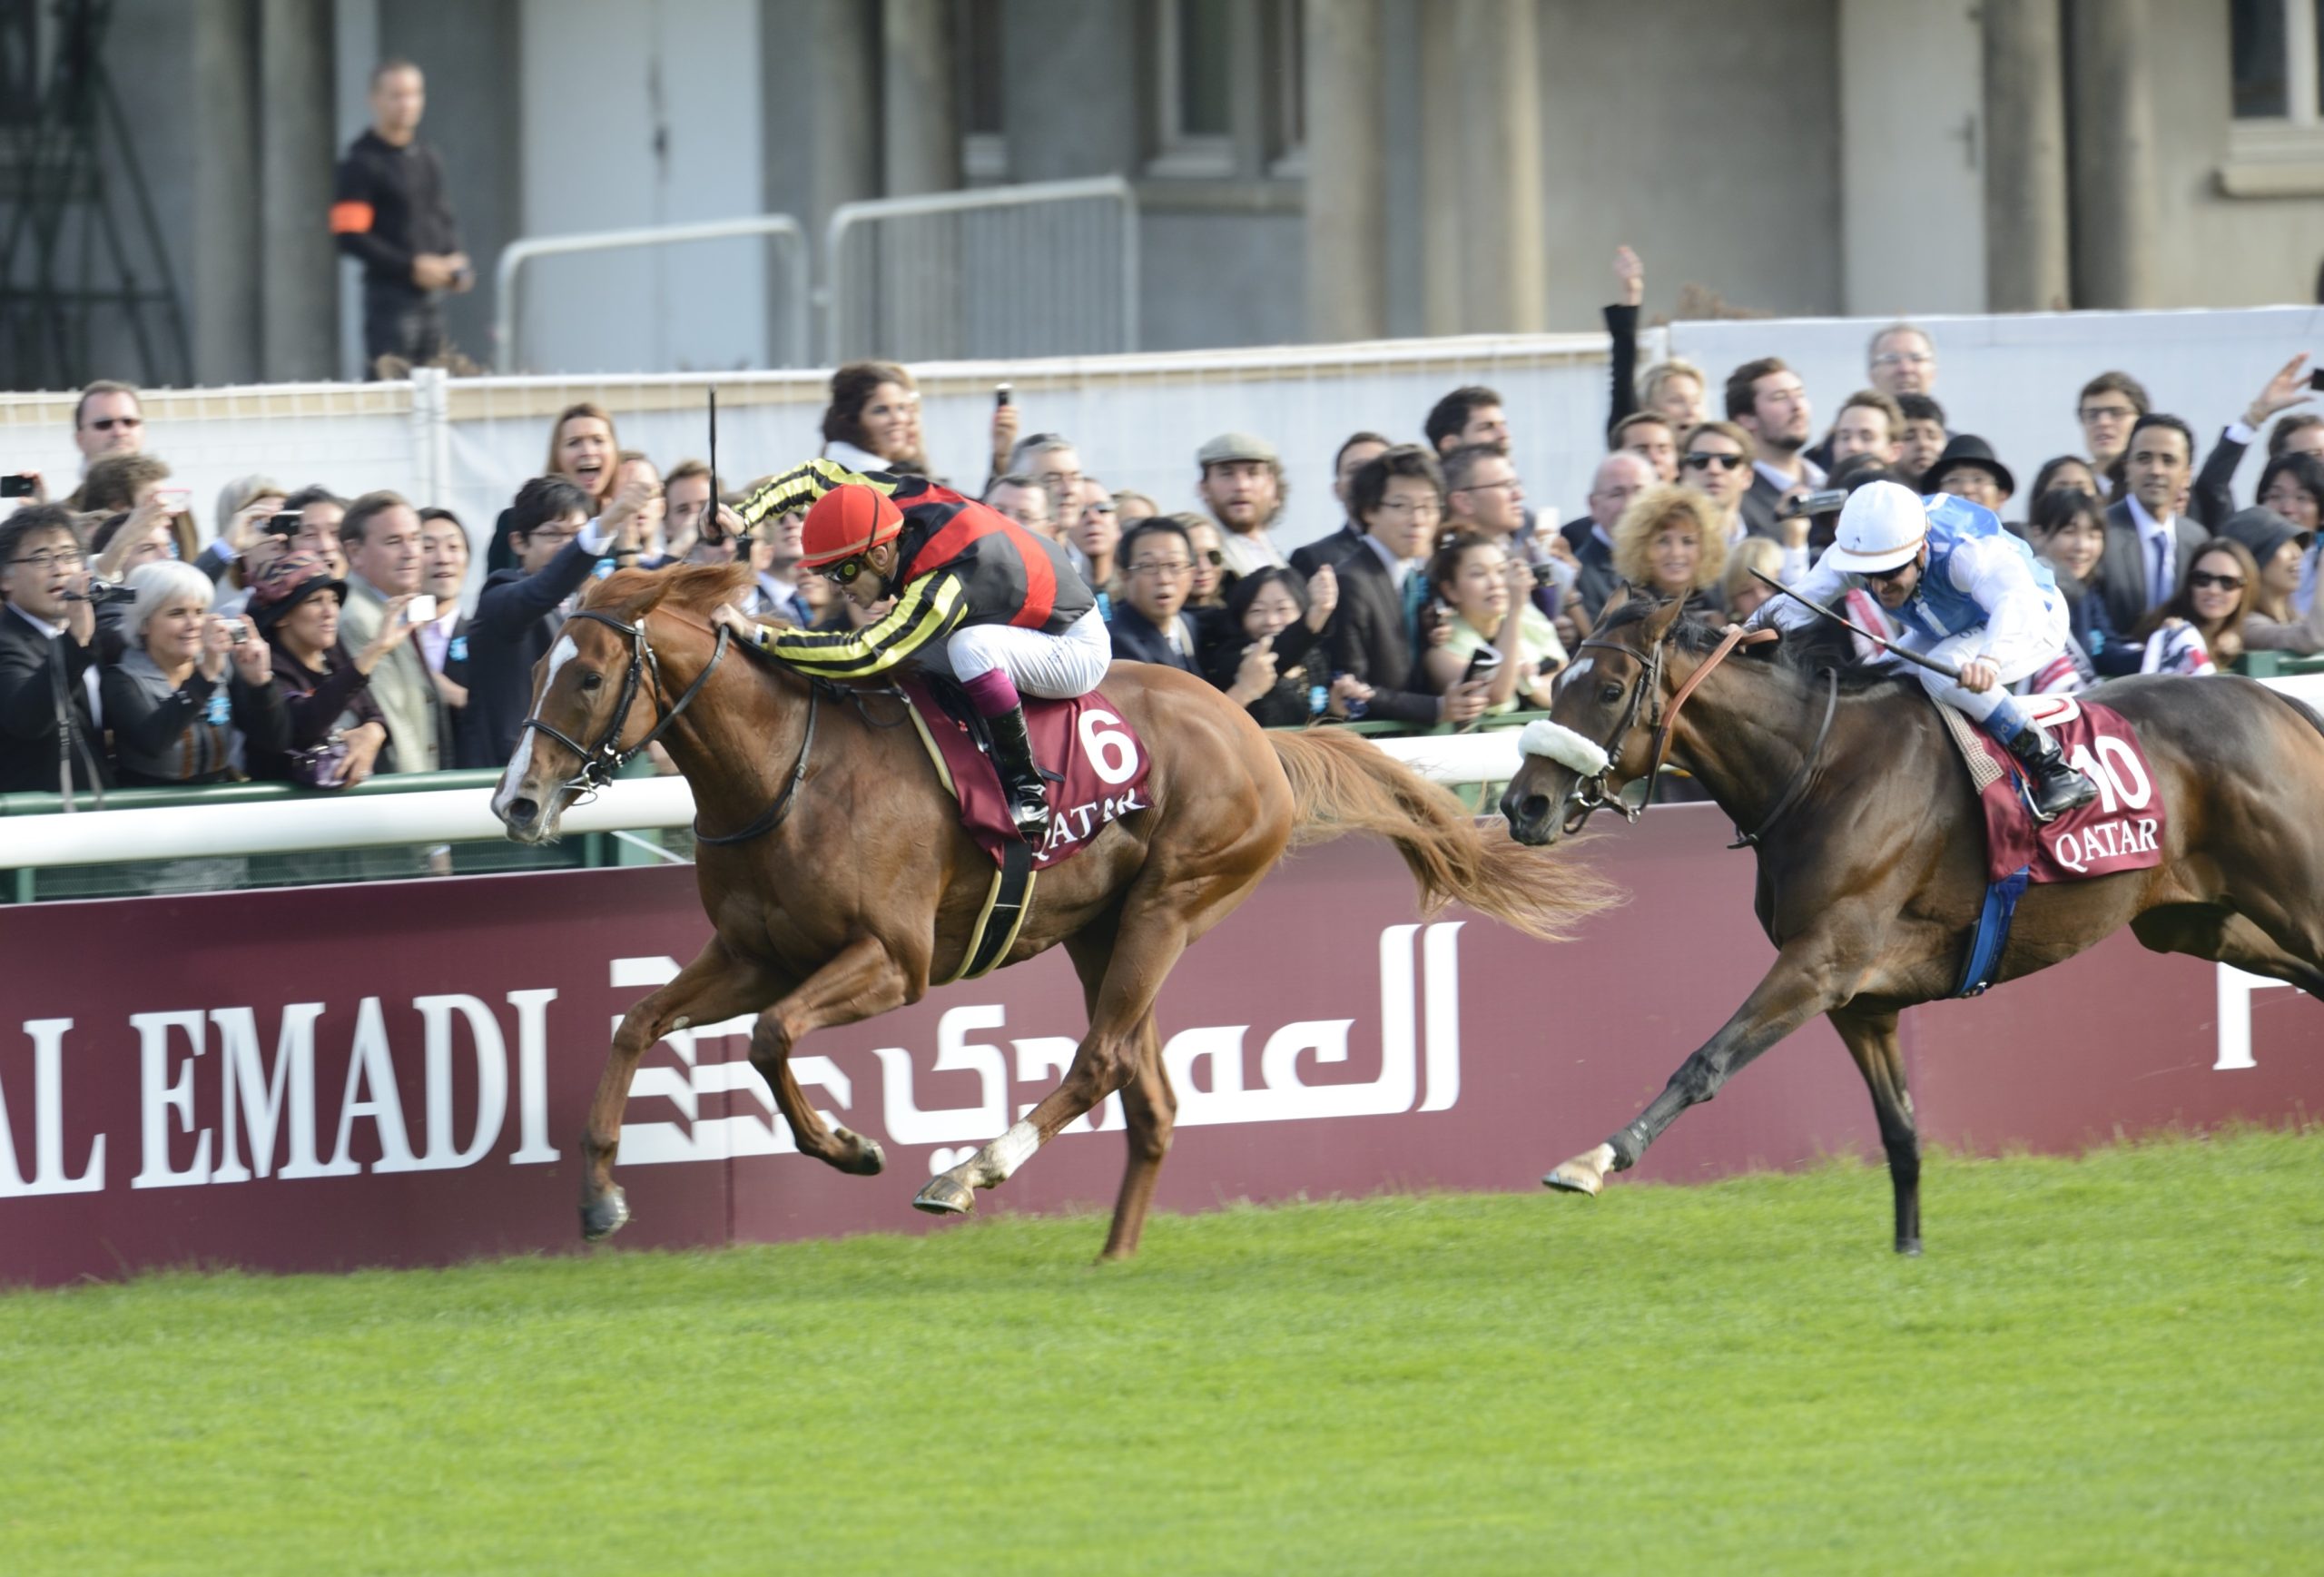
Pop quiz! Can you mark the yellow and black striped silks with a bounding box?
[750,568,969,678]
[733,457,896,532]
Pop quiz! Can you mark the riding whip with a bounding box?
[1748,569,1965,682]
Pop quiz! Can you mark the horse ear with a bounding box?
[1600,582,1632,620]
[1644,594,1689,645]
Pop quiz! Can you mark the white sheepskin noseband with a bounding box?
[1517,719,1610,777]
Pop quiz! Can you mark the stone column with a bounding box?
[1419,0,1546,335]
[191,0,261,385]
[2068,0,2159,309]
[259,0,340,379]
[1304,0,1386,342]
[881,0,960,196]
[1983,0,2071,310]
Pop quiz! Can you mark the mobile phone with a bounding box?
[995,383,1013,408]
[154,487,191,509]
[1,473,35,498]
[403,594,438,626]
[228,622,250,646]
[2309,368,2324,392]
[261,510,302,537]
[1461,646,1503,685]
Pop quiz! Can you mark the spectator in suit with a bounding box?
[1827,390,1905,471]
[2097,414,2206,637]
[1196,432,1290,579]
[101,560,285,786]
[247,552,407,787]
[1679,420,1757,547]
[2076,370,2151,478]
[2221,506,2323,655]
[983,473,1055,540]
[1921,435,2015,516]
[1423,385,1510,459]
[1572,451,1656,621]
[1613,485,1728,616]
[1325,445,1487,728]
[336,490,445,774]
[2132,539,2260,672]
[1292,431,1391,578]
[1896,393,1949,485]
[2027,487,2128,674]
[1609,411,1679,485]
[466,476,644,767]
[0,506,108,796]
[416,507,473,739]
[1866,323,1937,399]
[1108,517,1203,671]
[2189,354,2312,528]
[1206,565,1338,727]
[1443,444,1526,550]
[1728,358,1822,537]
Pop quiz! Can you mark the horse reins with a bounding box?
[515,608,816,846]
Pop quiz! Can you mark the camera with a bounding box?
[2,473,36,498]
[1780,488,1849,521]
[71,580,136,606]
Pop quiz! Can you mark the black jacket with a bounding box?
[0,606,109,794]
[2097,498,2207,638]
[1108,605,1199,671]
[1571,530,1624,622]
[1289,523,1367,580]
[1324,545,1438,726]
[1201,616,1325,727]
[333,129,460,292]
[467,541,605,768]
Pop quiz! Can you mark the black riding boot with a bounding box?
[2004,722,2099,823]
[985,704,1050,838]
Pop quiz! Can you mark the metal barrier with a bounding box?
[822,177,1138,363]
[493,215,812,374]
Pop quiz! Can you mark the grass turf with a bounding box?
[2,1129,2319,1576]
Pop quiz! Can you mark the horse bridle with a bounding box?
[517,608,732,798]
[1560,634,1668,833]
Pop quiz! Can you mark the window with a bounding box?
[1265,0,1305,174]
[1150,0,1236,177]
[956,0,1006,183]
[2224,0,2324,194]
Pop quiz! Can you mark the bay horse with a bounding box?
[494,565,1612,1259]
[1500,595,2324,1253]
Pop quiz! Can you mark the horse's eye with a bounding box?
[579,672,604,692]
[1597,683,1622,705]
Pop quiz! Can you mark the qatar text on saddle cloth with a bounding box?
[900,677,1153,870]
[1949,696,2167,883]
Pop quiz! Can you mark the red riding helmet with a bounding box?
[798,484,904,570]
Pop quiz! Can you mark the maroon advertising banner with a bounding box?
[2,804,2317,1287]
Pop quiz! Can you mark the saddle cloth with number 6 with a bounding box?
[1935,694,2168,884]
[898,676,1153,871]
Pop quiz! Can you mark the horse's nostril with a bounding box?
[1519,794,1551,824]
[509,795,539,824]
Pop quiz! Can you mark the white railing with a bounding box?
[0,732,1521,872]
[822,176,1138,363]
[493,214,812,373]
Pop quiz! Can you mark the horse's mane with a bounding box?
[583,563,754,620]
[1594,593,1909,696]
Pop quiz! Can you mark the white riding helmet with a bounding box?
[1825,480,1931,574]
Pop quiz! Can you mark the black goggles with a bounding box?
[822,557,869,586]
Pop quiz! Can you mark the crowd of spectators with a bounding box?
[5,249,2323,810]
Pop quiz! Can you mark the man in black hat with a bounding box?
[1921,435,2014,517]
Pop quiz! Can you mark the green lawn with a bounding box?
[3,1129,2319,1576]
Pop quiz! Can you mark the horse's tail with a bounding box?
[1266,729,1619,943]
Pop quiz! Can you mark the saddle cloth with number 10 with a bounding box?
[898,676,1153,872]
[1935,694,2168,884]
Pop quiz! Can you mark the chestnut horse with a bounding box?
[494,566,1611,1259]
[1501,596,2324,1253]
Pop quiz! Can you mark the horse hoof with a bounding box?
[1542,1143,1614,1197]
[913,1175,976,1217]
[580,1186,630,1243]
[837,1129,885,1177]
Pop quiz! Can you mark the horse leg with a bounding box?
[582,939,779,1242]
[1100,1018,1174,1262]
[2132,906,2324,1000]
[1830,1006,1922,1256]
[1543,931,1859,1196]
[745,934,909,1177]
[914,902,1193,1228]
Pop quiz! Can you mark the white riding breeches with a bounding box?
[944,606,1112,699]
[1910,596,2070,723]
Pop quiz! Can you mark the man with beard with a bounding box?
[1728,357,1823,538]
[1196,432,1290,579]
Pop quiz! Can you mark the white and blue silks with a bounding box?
[1764,495,2069,743]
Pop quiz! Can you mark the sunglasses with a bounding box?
[1683,452,1748,471]
[2187,571,2244,592]
[1862,558,1916,584]
[86,416,143,432]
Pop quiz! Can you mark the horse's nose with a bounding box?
[506,794,540,831]
[1502,790,1558,846]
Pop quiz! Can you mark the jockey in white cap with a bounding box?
[1754,479,2100,822]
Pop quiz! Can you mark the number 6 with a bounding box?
[1078,707,1139,784]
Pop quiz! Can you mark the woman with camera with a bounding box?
[245,553,413,788]
[1417,530,1567,717]
[100,560,287,787]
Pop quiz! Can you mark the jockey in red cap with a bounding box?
[714,458,1107,835]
